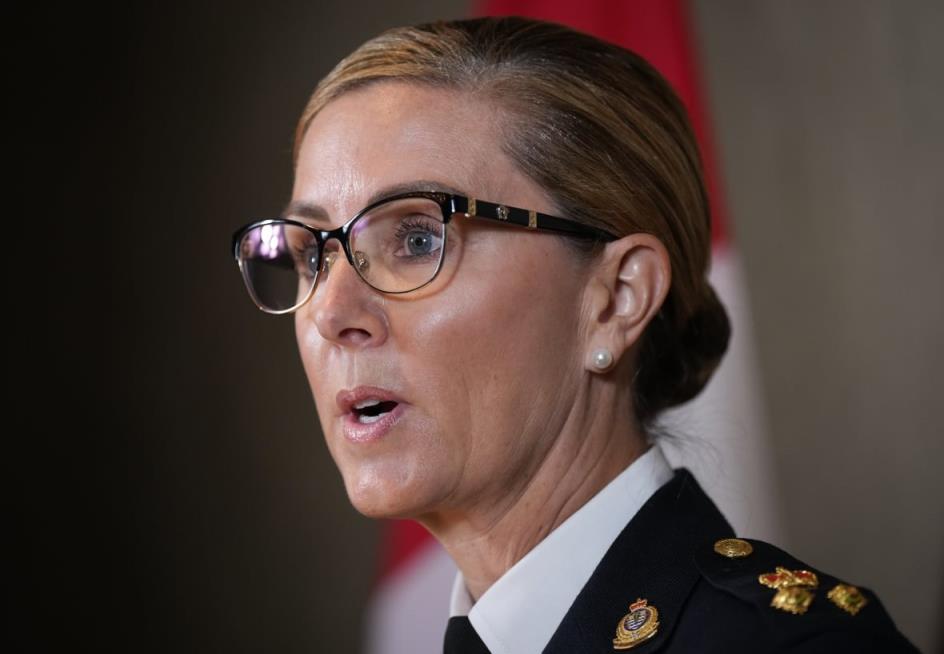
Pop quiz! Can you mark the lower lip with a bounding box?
[341,403,407,443]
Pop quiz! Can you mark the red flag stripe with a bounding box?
[375,518,435,584]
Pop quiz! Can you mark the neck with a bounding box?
[418,382,648,602]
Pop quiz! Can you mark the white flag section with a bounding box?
[364,539,455,654]
[659,243,781,546]
[364,243,781,654]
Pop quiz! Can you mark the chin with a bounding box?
[341,461,440,520]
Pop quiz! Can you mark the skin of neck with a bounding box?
[418,370,648,603]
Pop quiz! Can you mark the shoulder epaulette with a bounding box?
[693,537,916,651]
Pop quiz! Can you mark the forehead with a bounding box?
[291,82,523,220]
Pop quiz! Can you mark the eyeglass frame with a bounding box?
[231,190,620,314]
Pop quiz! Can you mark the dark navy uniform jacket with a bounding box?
[444,468,919,653]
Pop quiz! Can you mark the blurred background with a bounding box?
[39,0,942,652]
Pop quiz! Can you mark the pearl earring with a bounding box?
[592,348,613,371]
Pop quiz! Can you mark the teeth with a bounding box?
[357,413,386,424]
[353,399,382,410]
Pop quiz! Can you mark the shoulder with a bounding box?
[544,470,920,653]
[675,537,919,653]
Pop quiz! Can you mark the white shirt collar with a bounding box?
[448,444,674,654]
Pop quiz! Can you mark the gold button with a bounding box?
[714,538,753,558]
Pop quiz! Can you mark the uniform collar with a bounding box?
[543,466,735,653]
[448,444,674,654]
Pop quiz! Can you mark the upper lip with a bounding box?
[336,385,405,416]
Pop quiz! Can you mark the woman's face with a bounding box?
[293,82,592,521]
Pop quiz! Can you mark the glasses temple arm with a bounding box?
[451,196,617,241]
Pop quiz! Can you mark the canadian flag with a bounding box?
[365,2,781,652]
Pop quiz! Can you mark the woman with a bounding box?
[231,16,918,654]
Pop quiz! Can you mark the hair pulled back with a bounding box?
[293,16,730,427]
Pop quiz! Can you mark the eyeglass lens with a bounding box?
[236,196,447,312]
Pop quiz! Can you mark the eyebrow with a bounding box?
[282,180,467,223]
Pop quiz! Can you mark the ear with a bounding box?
[581,233,671,373]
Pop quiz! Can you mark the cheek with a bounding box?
[407,238,582,462]
[437,237,581,367]
[294,313,337,429]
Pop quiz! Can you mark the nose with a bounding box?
[305,239,387,348]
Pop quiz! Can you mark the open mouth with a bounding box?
[352,400,400,424]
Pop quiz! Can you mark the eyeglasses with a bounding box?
[231,190,618,314]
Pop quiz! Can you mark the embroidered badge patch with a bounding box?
[770,586,815,615]
[828,583,868,615]
[758,566,819,589]
[613,598,660,650]
[759,566,820,615]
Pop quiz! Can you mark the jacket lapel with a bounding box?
[543,469,734,653]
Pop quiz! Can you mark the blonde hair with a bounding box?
[293,16,730,426]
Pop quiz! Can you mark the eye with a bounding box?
[403,231,435,256]
[393,217,443,259]
[289,239,319,278]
